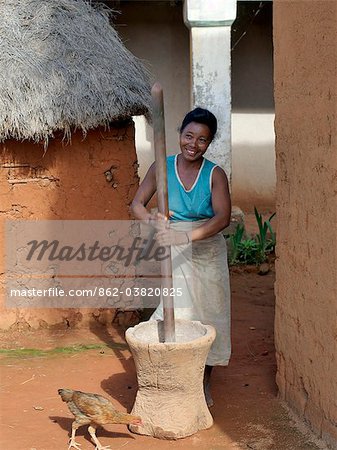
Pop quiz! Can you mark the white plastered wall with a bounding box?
[114,1,275,210]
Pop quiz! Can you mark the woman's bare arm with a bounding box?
[132,163,231,244]
[190,166,231,241]
[130,162,157,221]
[156,166,231,245]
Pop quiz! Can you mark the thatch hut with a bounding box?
[0,0,152,330]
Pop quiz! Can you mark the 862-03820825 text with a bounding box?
[9,286,183,298]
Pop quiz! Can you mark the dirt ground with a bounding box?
[0,266,327,450]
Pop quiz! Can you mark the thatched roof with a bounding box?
[0,0,152,144]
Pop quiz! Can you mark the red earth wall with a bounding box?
[274,1,337,448]
[0,123,139,330]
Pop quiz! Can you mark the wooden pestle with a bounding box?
[151,82,175,342]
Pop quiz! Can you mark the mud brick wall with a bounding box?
[0,123,139,330]
[273,1,337,448]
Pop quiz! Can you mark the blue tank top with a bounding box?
[167,155,218,222]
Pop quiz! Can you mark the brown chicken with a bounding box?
[58,388,142,450]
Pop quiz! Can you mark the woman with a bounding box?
[131,107,231,407]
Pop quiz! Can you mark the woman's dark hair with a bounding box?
[180,107,217,140]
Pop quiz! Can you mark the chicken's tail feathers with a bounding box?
[58,388,74,402]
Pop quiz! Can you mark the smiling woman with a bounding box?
[131,107,232,407]
[180,122,210,161]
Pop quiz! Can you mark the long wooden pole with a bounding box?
[151,82,175,342]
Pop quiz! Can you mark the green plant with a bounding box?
[254,207,276,262]
[228,223,245,265]
[227,208,276,266]
[237,238,259,265]
[0,343,128,359]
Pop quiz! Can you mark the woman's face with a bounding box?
[179,122,212,162]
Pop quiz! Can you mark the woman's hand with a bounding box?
[156,228,190,246]
[146,212,169,231]
[146,211,190,246]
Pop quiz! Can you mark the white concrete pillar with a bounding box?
[184,0,237,181]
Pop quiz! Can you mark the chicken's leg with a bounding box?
[68,421,82,449]
[88,425,110,450]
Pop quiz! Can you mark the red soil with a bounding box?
[0,267,323,450]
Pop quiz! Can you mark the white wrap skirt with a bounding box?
[150,221,231,366]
